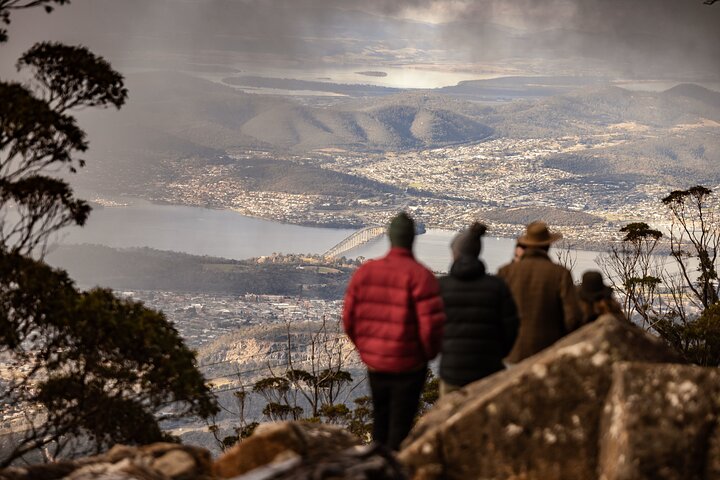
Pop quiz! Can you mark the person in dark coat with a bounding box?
[497,221,582,363]
[342,212,445,450]
[439,222,518,396]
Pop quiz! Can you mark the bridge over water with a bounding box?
[323,226,385,259]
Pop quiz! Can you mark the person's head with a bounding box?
[579,271,612,303]
[518,221,562,251]
[388,211,416,249]
[513,242,526,262]
[451,222,487,260]
[578,271,622,322]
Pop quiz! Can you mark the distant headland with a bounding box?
[355,71,388,77]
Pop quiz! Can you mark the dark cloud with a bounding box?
[436,0,719,76]
[2,0,718,78]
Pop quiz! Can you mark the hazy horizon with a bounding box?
[1,0,718,83]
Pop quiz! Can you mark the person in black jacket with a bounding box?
[439,222,519,396]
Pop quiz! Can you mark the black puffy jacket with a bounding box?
[439,256,519,387]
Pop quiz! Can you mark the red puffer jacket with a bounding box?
[342,247,445,373]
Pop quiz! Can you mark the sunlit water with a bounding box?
[194,65,503,91]
[59,201,355,260]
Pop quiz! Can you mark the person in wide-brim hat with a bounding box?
[578,271,613,303]
[518,221,562,247]
[577,270,626,324]
[497,219,582,363]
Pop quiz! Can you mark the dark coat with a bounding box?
[497,248,582,363]
[439,256,519,387]
[343,247,446,373]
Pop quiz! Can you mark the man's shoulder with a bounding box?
[483,272,509,287]
[497,262,512,277]
[409,255,433,271]
[355,252,435,275]
[408,258,437,282]
[387,254,438,288]
[547,260,573,276]
[499,256,565,274]
[528,258,571,277]
[352,258,381,277]
[352,255,426,275]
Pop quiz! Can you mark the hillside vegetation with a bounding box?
[46,245,355,300]
[481,206,603,226]
[81,72,495,154]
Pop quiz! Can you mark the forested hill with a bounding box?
[78,71,720,158]
[79,71,495,155]
[46,245,355,300]
[490,84,720,137]
[80,72,720,152]
[75,73,720,197]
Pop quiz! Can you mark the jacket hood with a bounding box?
[449,255,486,280]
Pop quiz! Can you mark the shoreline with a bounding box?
[87,193,618,254]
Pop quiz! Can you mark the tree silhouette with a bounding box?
[598,222,665,327]
[0,2,217,465]
[599,187,720,366]
[0,41,128,255]
[662,186,720,311]
[0,1,69,42]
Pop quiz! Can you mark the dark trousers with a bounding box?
[367,367,427,451]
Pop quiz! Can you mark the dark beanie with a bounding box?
[388,212,415,249]
[452,222,487,258]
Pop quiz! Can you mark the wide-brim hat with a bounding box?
[578,271,613,302]
[518,221,563,247]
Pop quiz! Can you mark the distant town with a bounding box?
[142,135,690,248]
[121,290,343,350]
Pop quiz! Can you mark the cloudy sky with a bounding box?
[2,0,718,80]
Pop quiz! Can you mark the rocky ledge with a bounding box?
[3,317,719,480]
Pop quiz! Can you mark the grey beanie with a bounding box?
[451,222,487,258]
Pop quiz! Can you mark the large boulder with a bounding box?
[0,443,213,480]
[708,425,720,479]
[398,316,681,480]
[598,362,720,480]
[227,443,407,480]
[213,421,361,478]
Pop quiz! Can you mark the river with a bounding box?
[60,200,605,278]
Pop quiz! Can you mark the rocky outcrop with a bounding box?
[0,423,394,480]
[708,424,720,478]
[213,422,361,478]
[224,443,407,480]
[398,316,684,480]
[0,443,212,480]
[598,362,720,480]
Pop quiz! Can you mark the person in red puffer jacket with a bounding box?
[343,212,445,451]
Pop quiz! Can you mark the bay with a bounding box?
[59,200,355,260]
[59,201,604,279]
